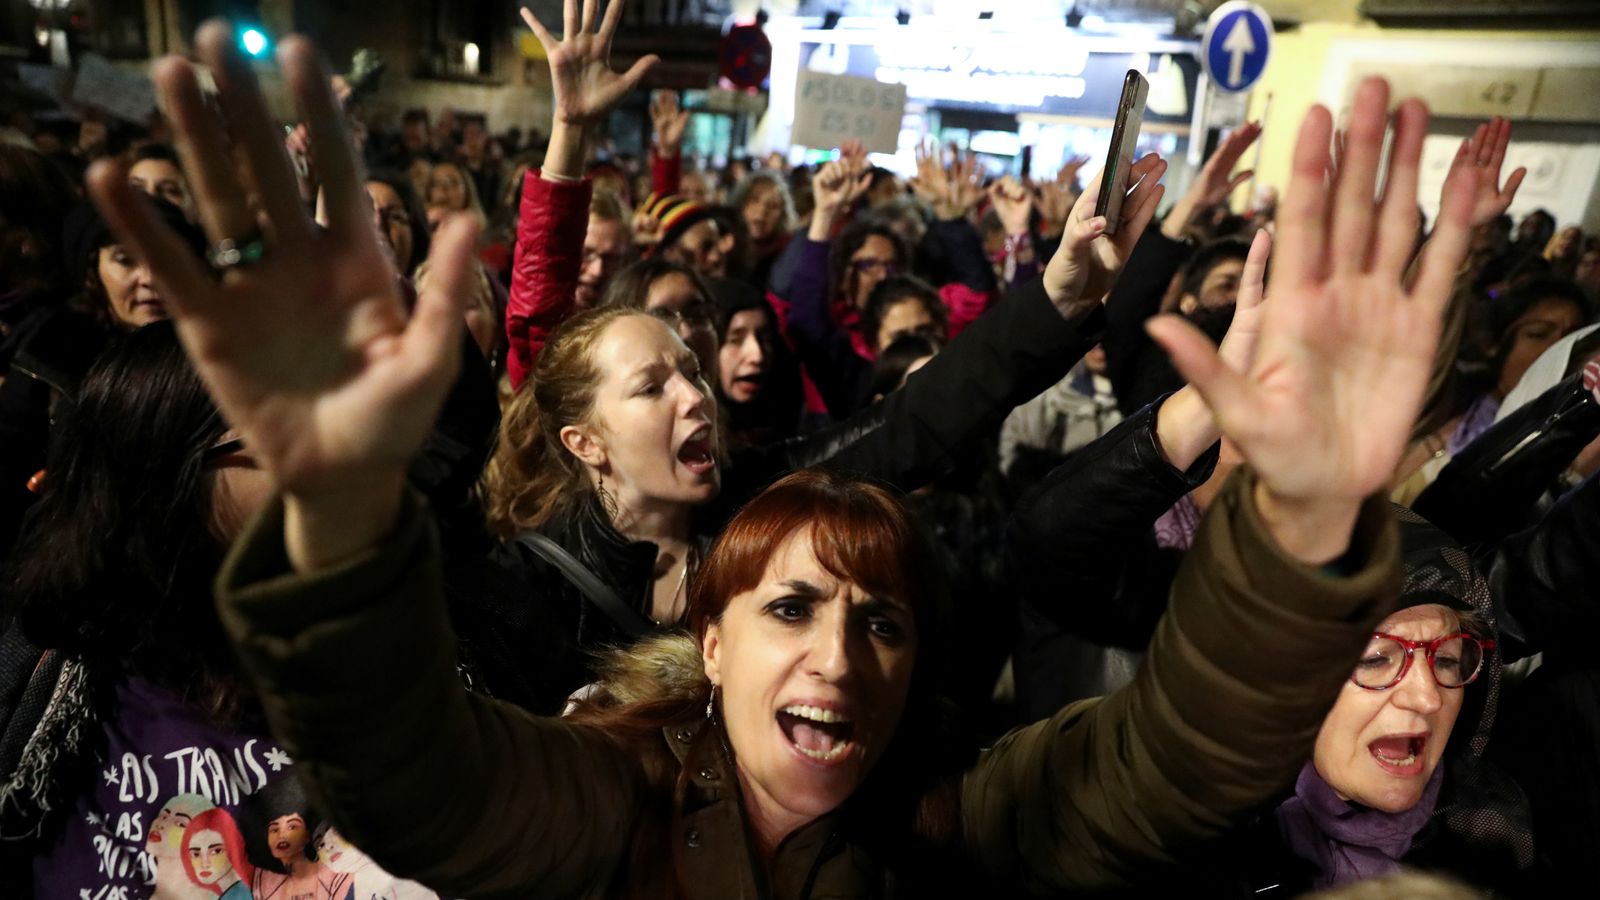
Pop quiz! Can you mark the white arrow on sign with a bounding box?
[1221,16,1255,88]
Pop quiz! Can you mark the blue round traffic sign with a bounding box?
[1202,1,1272,93]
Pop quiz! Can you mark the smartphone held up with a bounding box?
[1094,70,1150,236]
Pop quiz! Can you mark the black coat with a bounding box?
[1008,399,1217,722]
[453,278,1104,715]
[0,306,106,557]
[1101,230,1194,417]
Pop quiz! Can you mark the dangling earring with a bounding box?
[595,471,619,520]
[705,684,717,721]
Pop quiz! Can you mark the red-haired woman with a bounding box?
[83,2,1476,892]
[469,2,1166,713]
[180,808,253,899]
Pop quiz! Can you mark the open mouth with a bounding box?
[676,428,716,475]
[777,704,857,764]
[1368,734,1427,775]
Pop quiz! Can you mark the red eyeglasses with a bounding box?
[1350,632,1495,691]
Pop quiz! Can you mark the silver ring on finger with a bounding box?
[206,233,267,271]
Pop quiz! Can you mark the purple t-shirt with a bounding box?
[31,675,441,900]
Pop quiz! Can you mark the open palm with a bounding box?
[1445,116,1525,227]
[1149,79,1476,507]
[87,24,476,504]
[524,0,658,126]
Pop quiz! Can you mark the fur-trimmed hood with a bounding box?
[583,630,709,710]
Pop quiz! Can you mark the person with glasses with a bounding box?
[1005,259,1542,893]
[361,170,430,277]
[772,147,1000,421]
[82,18,1497,887]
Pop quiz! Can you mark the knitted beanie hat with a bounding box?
[640,191,717,253]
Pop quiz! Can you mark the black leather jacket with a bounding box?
[457,277,1106,715]
[1413,372,1600,553]
[1006,398,1218,722]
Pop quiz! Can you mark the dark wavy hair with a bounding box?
[599,256,715,318]
[1179,236,1252,304]
[860,275,948,352]
[2,322,241,716]
[0,143,78,303]
[870,333,942,399]
[366,167,431,275]
[830,216,910,304]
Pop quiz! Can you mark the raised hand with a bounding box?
[524,0,658,178]
[1155,228,1271,471]
[807,156,872,241]
[1162,120,1260,239]
[523,0,657,126]
[814,157,871,214]
[988,176,1034,237]
[86,22,481,572]
[1035,155,1087,239]
[650,89,690,155]
[1445,116,1525,227]
[1147,78,1476,562]
[910,139,982,221]
[1043,152,1167,314]
[1217,228,1270,372]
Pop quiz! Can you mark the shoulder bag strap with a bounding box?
[516,531,653,638]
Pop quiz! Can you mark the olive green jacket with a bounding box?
[215,471,1399,898]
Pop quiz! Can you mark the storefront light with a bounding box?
[464,42,481,75]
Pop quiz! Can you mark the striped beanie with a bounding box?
[640,191,717,253]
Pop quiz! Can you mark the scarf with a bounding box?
[1276,760,1444,889]
[1154,494,1202,550]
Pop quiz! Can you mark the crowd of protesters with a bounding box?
[1,1,1598,897]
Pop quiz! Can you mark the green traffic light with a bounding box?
[240,27,268,58]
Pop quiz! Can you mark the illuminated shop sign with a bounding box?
[799,40,1199,122]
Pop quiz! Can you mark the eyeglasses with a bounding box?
[1350,632,1494,691]
[852,258,899,276]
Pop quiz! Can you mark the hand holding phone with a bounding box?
[1095,70,1150,236]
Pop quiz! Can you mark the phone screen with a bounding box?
[1095,70,1150,236]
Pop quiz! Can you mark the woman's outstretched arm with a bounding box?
[86,5,658,893]
[961,78,1478,890]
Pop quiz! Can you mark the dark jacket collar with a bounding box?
[540,495,661,612]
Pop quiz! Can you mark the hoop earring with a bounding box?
[705,684,717,721]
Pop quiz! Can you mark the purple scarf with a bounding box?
[1154,494,1202,550]
[1275,760,1444,889]
[1448,393,1502,456]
